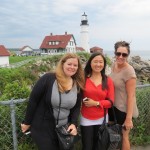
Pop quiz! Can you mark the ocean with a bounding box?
[104,50,150,61]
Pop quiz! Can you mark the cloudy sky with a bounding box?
[0,0,150,51]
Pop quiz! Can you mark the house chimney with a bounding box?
[50,33,53,35]
[65,32,67,35]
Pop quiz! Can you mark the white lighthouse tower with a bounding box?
[80,12,90,53]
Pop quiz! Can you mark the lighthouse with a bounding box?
[80,12,90,53]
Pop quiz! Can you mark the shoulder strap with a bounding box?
[56,91,61,126]
[103,98,117,124]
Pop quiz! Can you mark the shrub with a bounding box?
[130,87,150,145]
[0,81,30,101]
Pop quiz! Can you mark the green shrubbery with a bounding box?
[0,81,30,100]
[0,68,36,101]
[130,87,150,145]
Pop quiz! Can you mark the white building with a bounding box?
[0,45,10,67]
[40,32,77,54]
[20,46,33,56]
[80,12,90,53]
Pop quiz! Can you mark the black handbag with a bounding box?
[96,99,122,150]
[55,123,75,150]
[55,91,80,150]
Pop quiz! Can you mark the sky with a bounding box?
[0,0,150,51]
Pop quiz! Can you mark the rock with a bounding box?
[129,56,150,84]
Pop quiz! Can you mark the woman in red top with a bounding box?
[80,52,114,150]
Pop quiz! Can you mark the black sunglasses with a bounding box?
[115,52,128,57]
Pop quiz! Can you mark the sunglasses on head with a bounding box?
[115,52,128,57]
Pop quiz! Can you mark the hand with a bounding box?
[21,124,30,133]
[123,118,133,130]
[67,124,77,136]
[83,98,98,107]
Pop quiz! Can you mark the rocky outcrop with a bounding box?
[129,56,150,84]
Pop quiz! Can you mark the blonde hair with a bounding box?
[55,53,85,93]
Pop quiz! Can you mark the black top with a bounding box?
[24,72,82,129]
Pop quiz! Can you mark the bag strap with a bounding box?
[103,98,117,124]
[56,91,61,126]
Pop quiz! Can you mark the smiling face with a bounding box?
[115,46,129,65]
[63,58,78,77]
[91,55,104,73]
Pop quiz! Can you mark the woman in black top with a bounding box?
[21,53,84,150]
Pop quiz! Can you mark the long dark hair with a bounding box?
[84,52,108,90]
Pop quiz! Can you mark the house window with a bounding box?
[49,41,54,45]
[70,41,73,46]
[69,41,71,46]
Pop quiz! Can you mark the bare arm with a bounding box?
[124,78,136,129]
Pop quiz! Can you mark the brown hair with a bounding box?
[114,41,130,55]
[55,53,85,93]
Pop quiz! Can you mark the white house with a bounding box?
[20,46,33,56]
[40,32,77,54]
[0,45,10,66]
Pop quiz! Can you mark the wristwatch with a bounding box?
[96,102,100,107]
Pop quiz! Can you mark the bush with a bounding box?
[0,81,30,101]
[130,87,150,145]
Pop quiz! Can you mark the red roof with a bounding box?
[76,47,85,51]
[90,46,103,53]
[40,33,75,49]
[0,45,10,56]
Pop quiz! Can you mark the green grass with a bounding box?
[9,56,36,64]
